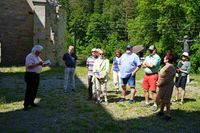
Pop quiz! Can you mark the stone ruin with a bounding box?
[0,0,66,66]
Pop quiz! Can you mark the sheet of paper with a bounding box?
[43,59,51,65]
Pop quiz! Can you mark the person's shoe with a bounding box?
[151,105,158,112]
[30,103,38,107]
[156,112,164,117]
[23,106,29,111]
[140,102,150,107]
[163,115,171,121]
[180,101,184,105]
[171,99,178,102]
[128,99,135,104]
[118,98,125,102]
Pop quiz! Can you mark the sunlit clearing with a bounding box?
[0,66,25,73]
[0,98,41,113]
[0,66,51,73]
[41,66,51,72]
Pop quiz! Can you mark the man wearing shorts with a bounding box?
[141,45,161,111]
[118,45,141,104]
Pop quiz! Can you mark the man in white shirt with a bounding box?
[24,45,47,111]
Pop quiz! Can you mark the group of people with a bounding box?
[23,44,191,121]
[84,44,191,120]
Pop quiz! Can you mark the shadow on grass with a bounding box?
[184,98,196,103]
[0,67,200,133]
[0,67,54,103]
[0,71,26,103]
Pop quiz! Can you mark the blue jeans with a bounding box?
[64,67,75,90]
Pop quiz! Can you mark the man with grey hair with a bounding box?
[63,45,77,92]
[24,44,48,111]
[86,48,98,100]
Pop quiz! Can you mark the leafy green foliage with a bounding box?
[58,0,200,73]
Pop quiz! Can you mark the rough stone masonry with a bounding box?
[0,0,66,66]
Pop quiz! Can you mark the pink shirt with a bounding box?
[25,53,42,73]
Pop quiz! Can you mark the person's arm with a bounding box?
[144,62,154,68]
[180,62,190,74]
[26,56,43,69]
[27,62,43,69]
[187,39,195,42]
[132,55,141,76]
[145,56,161,68]
[132,66,141,76]
[142,57,148,68]
[177,39,184,42]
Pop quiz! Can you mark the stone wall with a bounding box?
[0,0,66,66]
[0,0,34,65]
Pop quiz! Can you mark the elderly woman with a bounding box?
[93,49,109,105]
[173,52,190,104]
[156,51,176,121]
[24,45,47,111]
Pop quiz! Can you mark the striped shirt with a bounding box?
[86,56,97,76]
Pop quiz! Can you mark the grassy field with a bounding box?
[0,66,200,133]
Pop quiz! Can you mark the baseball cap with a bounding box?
[126,45,132,49]
[148,45,156,50]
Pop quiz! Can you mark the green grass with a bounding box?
[0,66,200,133]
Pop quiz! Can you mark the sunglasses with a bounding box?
[99,53,104,55]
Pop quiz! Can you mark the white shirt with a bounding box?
[25,53,42,73]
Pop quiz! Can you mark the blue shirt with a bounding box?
[113,57,120,72]
[119,53,141,78]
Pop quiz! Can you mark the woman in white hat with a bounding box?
[173,52,190,104]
